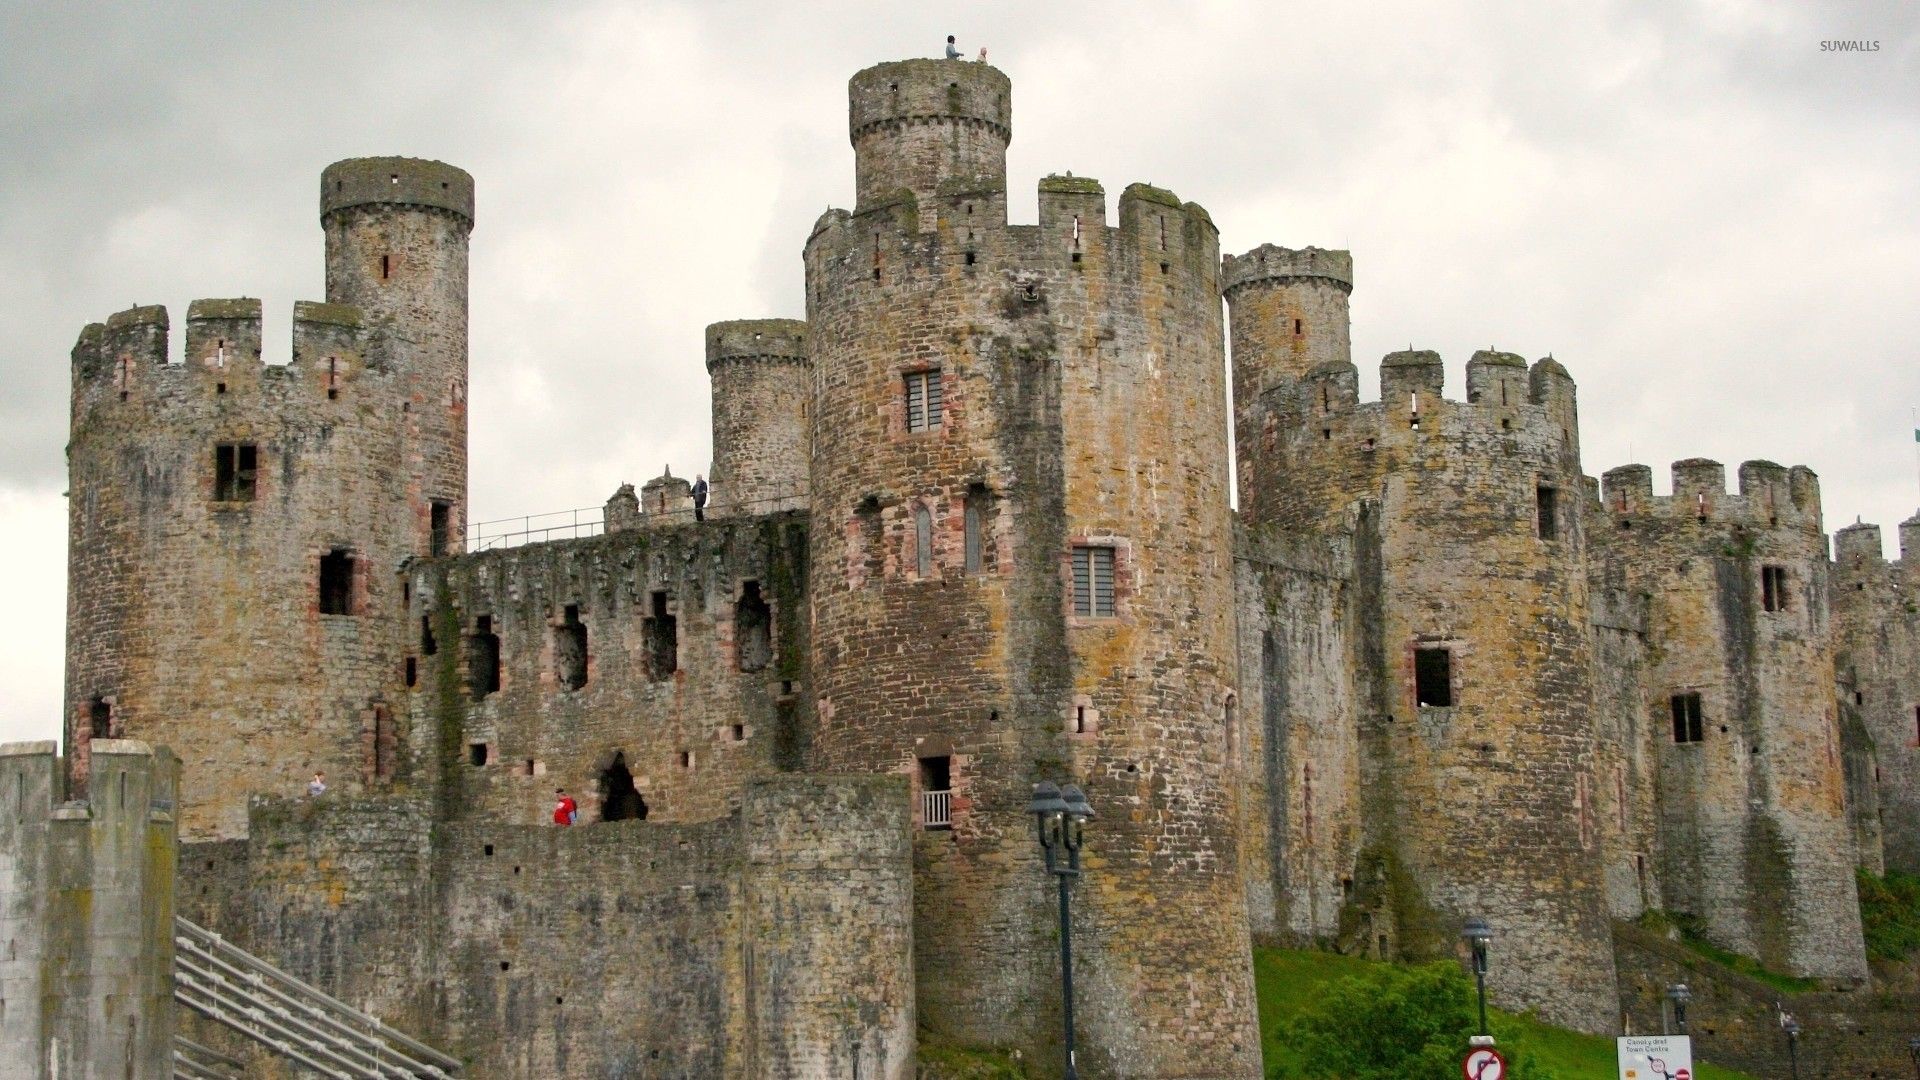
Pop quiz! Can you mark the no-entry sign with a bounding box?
[1617,1034,1693,1079]
[1463,1047,1507,1080]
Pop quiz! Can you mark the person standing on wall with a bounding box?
[692,473,709,522]
[307,771,327,797]
[945,35,962,59]
[553,788,577,826]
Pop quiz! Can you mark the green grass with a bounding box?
[1254,946,1762,1080]
[1858,868,1920,962]
[1636,911,1821,994]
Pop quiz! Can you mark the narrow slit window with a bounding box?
[904,370,943,432]
[645,592,677,680]
[1294,318,1303,335]
[214,443,258,501]
[88,697,113,740]
[1762,566,1789,612]
[1536,485,1558,540]
[735,581,772,673]
[318,549,356,615]
[1414,647,1453,707]
[404,656,418,687]
[915,506,933,577]
[1671,693,1703,743]
[963,486,988,574]
[430,500,452,557]
[370,707,395,780]
[420,614,438,655]
[1071,545,1117,617]
[379,254,391,279]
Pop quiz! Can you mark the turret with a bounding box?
[1223,245,1353,500]
[848,59,1011,215]
[706,319,809,517]
[322,157,474,556]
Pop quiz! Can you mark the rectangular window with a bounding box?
[318,549,356,615]
[430,500,452,557]
[1762,566,1789,612]
[645,592,677,680]
[1671,693,1703,743]
[919,755,952,829]
[1414,647,1454,707]
[1536,485,1557,540]
[904,370,943,432]
[214,443,257,501]
[468,615,501,699]
[553,604,587,691]
[1071,545,1116,617]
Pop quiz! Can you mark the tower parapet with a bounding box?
[849,59,1010,214]
[706,318,809,517]
[1833,509,1920,875]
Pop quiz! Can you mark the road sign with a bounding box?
[1463,1047,1507,1080]
[1617,1034,1693,1079]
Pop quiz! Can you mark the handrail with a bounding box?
[460,486,809,554]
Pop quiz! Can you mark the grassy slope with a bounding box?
[1254,947,1762,1080]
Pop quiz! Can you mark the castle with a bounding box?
[14,55,1920,1078]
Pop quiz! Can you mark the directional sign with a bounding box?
[1463,1047,1507,1080]
[1617,1034,1693,1079]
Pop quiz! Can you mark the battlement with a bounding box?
[1222,243,1354,295]
[1267,349,1575,427]
[320,156,474,225]
[1598,458,1822,532]
[1834,511,1920,567]
[0,738,177,820]
[705,318,807,370]
[70,300,387,429]
[848,59,1011,143]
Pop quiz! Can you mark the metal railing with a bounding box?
[173,1035,245,1079]
[173,917,460,1078]
[922,789,953,829]
[461,487,809,554]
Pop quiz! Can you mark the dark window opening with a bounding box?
[468,615,501,700]
[215,382,226,395]
[1855,690,1864,706]
[88,697,113,740]
[965,251,976,266]
[553,604,588,691]
[964,485,989,574]
[1074,704,1089,734]
[1070,251,1082,265]
[420,614,438,655]
[596,753,647,822]
[919,754,951,792]
[1414,647,1453,708]
[735,582,772,673]
[326,357,340,400]
[370,706,395,780]
[678,750,693,769]
[645,592,677,680]
[318,549,356,615]
[1159,261,1170,274]
[430,500,452,557]
[1294,318,1303,335]
[1671,693,1704,743]
[1341,877,1354,900]
[731,723,746,742]
[404,656,418,687]
[379,254,391,279]
[1071,545,1116,617]
[1536,485,1558,540]
[1914,706,1919,742]
[214,443,257,501]
[1762,565,1789,612]
[469,743,488,766]
[904,370,943,432]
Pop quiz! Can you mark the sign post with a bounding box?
[1463,1047,1507,1080]
[1617,1034,1693,1079]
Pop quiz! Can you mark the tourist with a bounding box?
[553,788,577,826]
[692,473,709,522]
[307,771,326,797]
[945,35,961,60]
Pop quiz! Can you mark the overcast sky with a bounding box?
[1,1,1915,744]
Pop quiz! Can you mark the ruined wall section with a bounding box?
[707,319,810,517]
[1233,521,1362,947]
[1597,459,1867,981]
[807,62,1259,1076]
[1222,313,1615,1029]
[66,301,410,840]
[406,511,811,828]
[0,740,178,1079]
[1585,564,1663,921]
[1833,514,1920,874]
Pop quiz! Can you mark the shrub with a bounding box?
[1858,868,1920,962]
[1272,960,1552,1080]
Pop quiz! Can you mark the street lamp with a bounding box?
[1031,780,1094,1080]
[1783,1017,1801,1080]
[1666,983,1691,1036]
[1906,1034,1919,1080]
[1462,917,1493,1045]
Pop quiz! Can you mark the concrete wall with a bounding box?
[0,740,178,1080]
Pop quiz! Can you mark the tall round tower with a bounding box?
[321,157,474,555]
[804,59,1258,1079]
[1221,245,1352,511]
[705,319,809,517]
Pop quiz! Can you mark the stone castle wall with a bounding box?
[1833,516,1920,874]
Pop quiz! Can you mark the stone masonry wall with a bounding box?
[706,319,810,517]
[1833,515,1920,874]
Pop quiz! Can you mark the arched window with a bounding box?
[599,752,649,822]
[915,506,933,578]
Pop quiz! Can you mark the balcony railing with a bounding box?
[922,789,952,829]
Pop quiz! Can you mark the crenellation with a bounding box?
[1596,458,1824,533]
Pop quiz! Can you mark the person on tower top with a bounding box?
[692,474,709,522]
[945,35,962,60]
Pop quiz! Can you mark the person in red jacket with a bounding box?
[553,788,578,826]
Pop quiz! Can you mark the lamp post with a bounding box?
[1030,780,1094,1080]
[1783,1017,1801,1080]
[1906,1034,1919,1080]
[1666,983,1691,1036]
[1462,917,1493,1045]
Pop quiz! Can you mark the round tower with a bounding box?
[803,61,1259,1078]
[321,157,474,555]
[65,297,412,838]
[1222,245,1352,506]
[849,59,1011,212]
[705,319,809,517]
